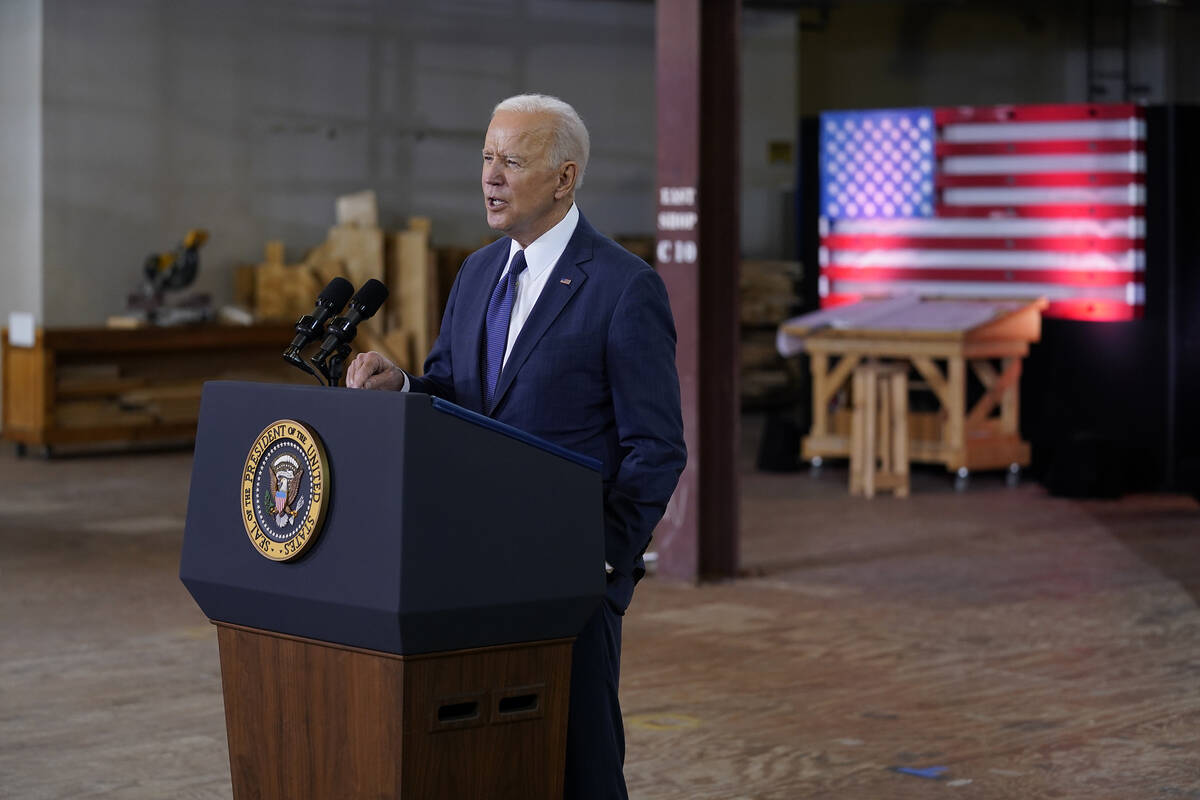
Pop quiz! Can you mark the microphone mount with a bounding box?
[309,279,389,387]
[282,276,355,386]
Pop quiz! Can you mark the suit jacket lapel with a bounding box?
[464,245,510,408]
[489,219,594,414]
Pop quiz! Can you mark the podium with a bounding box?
[180,381,605,799]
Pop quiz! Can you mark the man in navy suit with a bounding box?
[347,94,686,799]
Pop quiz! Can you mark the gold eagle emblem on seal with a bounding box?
[241,419,329,561]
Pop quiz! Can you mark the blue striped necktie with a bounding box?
[482,249,527,413]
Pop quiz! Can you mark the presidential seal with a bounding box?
[241,419,329,561]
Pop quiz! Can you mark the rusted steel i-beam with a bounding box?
[654,0,741,581]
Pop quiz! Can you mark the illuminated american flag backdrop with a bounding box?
[818,103,1146,322]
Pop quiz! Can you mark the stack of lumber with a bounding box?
[238,190,459,372]
[740,259,802,407]
[741,259,801,326]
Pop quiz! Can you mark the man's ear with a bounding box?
[554,162,578,200]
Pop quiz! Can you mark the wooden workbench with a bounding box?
[778,297,1046,473]
[2,323,303,454]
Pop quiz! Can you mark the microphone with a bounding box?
[289,277,354,349]
[310,278,390,372]
[283,277,354,379]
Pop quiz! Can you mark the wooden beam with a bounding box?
[911,356,951,410]
[967,358,1022,429]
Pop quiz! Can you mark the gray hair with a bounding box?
[493,94,590,190]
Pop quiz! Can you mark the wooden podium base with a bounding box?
[215,623,573,800]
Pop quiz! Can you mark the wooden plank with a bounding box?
[963,340,1031,359]
[264,240,285,266]
[2,329,51,438]
[964,299,1047,343]
[54,400,158,430]
[434,246,472,320]
[328,225,387,339]
[809,352,829,447]
[819,353,863,409]
[802,432,850,460]
[392,225,436,363]
[40,324,295,354]
[945,356,967,464]
[57,377,148,400]
[849,367,865,495]
[335,189,378,228]
[966,358,1021,428]
[1001,356,1022,435]
[328,226,385,293]
[971,358,998,390]
[910,356,951,409]
[233,265,256,310]
[805,336,1028,361]
[862,367,877,497]
[962,436,1031,470]
[890,369,910,497]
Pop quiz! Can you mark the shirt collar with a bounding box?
[506,203,579,279]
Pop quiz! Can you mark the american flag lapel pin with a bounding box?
[560,278,572,285]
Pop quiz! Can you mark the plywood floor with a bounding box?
[1,418,1199,799]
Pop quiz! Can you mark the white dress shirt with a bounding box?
[400,203,580,392]
[497,202,579,367]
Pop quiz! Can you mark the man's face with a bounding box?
[482,110,567,247]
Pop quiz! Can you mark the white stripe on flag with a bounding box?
[826,249,1143,271]
[941,153,1145,175]
[942,185,1146,206]
[828,217,1145,238]
[941,118,1145,143]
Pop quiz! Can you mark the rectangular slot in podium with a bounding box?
[432,693,487,731]
[494,685,545,724]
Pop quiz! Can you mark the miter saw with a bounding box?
[126,229,214,325]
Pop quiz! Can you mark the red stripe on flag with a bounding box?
[936,172,1141,188]
[822,265,1143,287]
[936,140,1144,156]
[823,234,1142,253]
[934,204,1143,219]
[934,104,1141,124]
[1044,298,1140,322]
[820,293,866,309]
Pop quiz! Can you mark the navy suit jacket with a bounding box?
[408,213,687,611]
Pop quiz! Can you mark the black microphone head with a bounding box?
[317,276,355,310]
[350,279,390,319]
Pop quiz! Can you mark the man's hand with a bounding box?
[346,351,406,391]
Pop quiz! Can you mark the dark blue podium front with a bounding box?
[180,380,605,656]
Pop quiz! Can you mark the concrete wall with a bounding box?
[37,0,798,326]
[0,0,43,325]
[0,0,43,432]
[797,0,1199,116]
[743,9,798,259]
